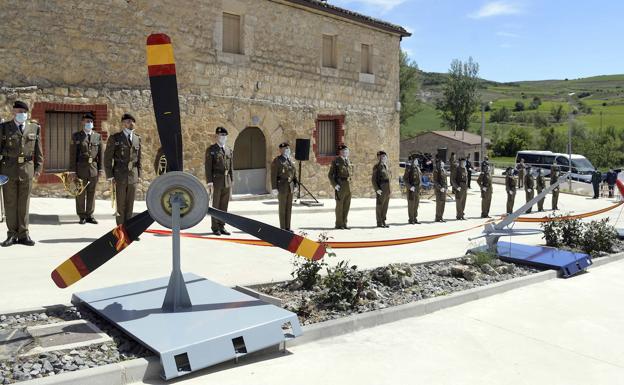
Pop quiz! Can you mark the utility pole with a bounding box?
[567,93,575,190]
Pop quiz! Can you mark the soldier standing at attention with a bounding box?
[104,113,142,230]
[205,127,233,236]
[0,101,43,247]
[477,164,493,218]
[404,154,421,224]
[449,152,457,195]
[270,142,297,232]
[505,166,516,214]
[433,158,448,222]
[372,150,391,228]
[591,170,602,199]
[69,112,103,224]
[516,158,525,188]
[454,158,468,220]
[551,162,560,210]
[328,145,352,230]
[524,166,535,213]
[536,168,546,212]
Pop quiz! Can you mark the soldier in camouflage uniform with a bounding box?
[270,142,298,231]
[505,166,516,214]
[524,166,535,213]
[0,101,43,247]
[454,158,468,220]
[477,164,493,218]
[104,113,142,229]
[205,126,234,236]
[328,144,353,229]
[69,112,103,224]
[449,152,458,195]
[550,162,560,210]
[372,150,391,228]
[433,158,448,222]
[516,158,525,188]
[536,168,546,212]
[404,154,421,224]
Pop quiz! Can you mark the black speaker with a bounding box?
[437,148,448,163]
[295,138,310,161]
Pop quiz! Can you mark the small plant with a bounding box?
[582,218,618,257]
[470,249,496,267]
[290,231,333,290]
[318,261,369,310]
[542,214,583,248]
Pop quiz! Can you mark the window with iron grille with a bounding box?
[223,13,242,54]
[361,44,372,74]
[322,34,336,68]
[317,120,337,156]
[44,112,83,171]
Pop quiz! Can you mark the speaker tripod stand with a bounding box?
[296,160,323,207]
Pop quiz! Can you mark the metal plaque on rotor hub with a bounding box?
[146,172,208,229]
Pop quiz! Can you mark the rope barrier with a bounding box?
[145,201,623,249]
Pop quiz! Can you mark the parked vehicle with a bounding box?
[515,150,596,183]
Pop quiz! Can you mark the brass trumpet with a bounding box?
[156,154,167,176]
[53,172,89,197]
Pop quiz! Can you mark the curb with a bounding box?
[20,251,624,385]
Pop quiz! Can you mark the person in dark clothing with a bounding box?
[606,169,618,198]
[591,170,602,199]
[466,158,474,188]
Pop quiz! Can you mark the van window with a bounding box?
[571,158,594,171]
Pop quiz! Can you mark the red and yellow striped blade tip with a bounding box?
[288,235,326,261]
[51,254,89,289]
[146,33,175,76]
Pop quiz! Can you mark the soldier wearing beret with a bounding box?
[433,157,448,222]
[550,162,560,210]
[205,126,233,236]
[0,101,43,246]
[69,112,103,224]
[454,158,468,220]
[477,163,493,218]
[505,166,516,214]
[270,142,298,231]
[328,144,353,229]
[372,150,391,228]
[536,168,546,212]
[104,113,142,230]
[404,153,421,224]
[524,166,535,213]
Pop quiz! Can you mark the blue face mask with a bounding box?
[84,122,94,131]
[15,112,28,123]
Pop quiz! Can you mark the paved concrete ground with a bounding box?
[140,258,624,385]
[0,184,621,312]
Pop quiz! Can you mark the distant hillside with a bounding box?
[402,72,624,140]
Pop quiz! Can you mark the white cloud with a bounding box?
[496,31,520,38]
[469,1,523,19]
[331,0,408,12]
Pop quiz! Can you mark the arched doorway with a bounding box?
[233,127,267,195]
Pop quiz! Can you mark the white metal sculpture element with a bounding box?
[470,172,571,252]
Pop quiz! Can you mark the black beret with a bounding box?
[278,142,289,148]
[215,126,228,135]
[377,150,387,156]
[121,113,136,122]
[82,112,95,120]
[13,100,29,111]
[337,144,348,151]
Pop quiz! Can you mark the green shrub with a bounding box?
[471,250,496,267]
[290,232,333,290]
[318,261,369,310]
[582,218,618,256]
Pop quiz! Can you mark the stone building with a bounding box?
[0,0,409,199]
[400,131,491,166]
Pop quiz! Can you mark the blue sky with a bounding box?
[330,0,624,82]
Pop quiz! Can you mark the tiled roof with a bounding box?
[403,130,491,145]
[283,0,411,37]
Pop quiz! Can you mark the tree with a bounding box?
[435,57,480,132]
[538,126,565,152]
[399,50,420,125]
[492,126,532,156]
[489,106,511,123]
[514,101,525,112]
[550,104,565,123]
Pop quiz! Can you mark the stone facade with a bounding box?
[0,0,408,199]
[400,131,491,167]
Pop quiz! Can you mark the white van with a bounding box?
[515,150,596,183]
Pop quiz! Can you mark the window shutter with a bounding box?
[361,44,370,73]
[223,13,241,54]
[322,35,335,68]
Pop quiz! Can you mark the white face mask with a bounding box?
[440,162,445,169]
[283,148,291,157]
[413,160,419,167]
[15,112,28,123]
[341,149,349,158]
[217,135,227,146]
[84,122,94,131]
[381,155,388,164]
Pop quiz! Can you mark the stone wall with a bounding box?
[0,0,403,198]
